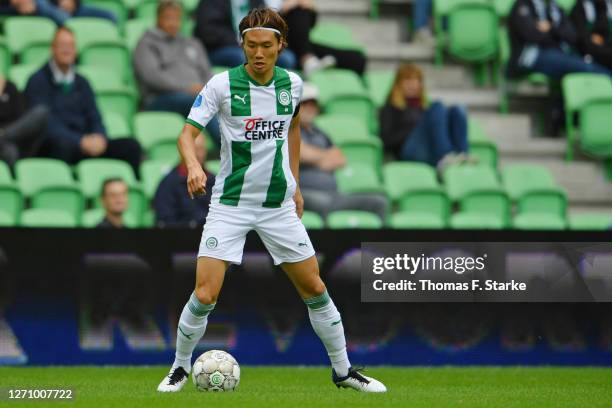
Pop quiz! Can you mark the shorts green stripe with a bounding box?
[262,139,287,208]
[220,141,252,206]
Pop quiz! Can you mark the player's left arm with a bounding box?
[288,111,303,218]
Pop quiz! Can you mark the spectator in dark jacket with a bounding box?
[508,0,611,79]
[0,0,115,25]
[0,76,48,167]
[51,0,117,23]
[154,135,215,228]
[24,27,141,174]
[571,0,612,69]
[379,64,470,170]
[193,0,296,69]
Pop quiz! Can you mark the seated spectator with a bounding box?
[97,177,128,228]
[379,64,471,170]
[51,0,117,24]
[299,83,388,220]
[0,0,67,25]
[134,0,220,143]
[193,0,297,69]
[154,135,215,228]
[570,0,612,70]
[412,0,435,46]
[508,0,612,79]
[266,0,366,77]
[24,27,141,174]
[0,75,48,167]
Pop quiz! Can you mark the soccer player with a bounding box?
[157,7,387,393]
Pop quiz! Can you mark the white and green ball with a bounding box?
[192,350,240,392]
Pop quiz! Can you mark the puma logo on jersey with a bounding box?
[234,94,247,104]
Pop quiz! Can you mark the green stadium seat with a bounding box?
[335,163,385,195]
[5,17,55,59]
[454,189,510,229]
[447,2,499,63]
[125,19,153,51]
[0,185,22,226]
[0,39,10,76]
[134,112,184,158]
[76,158,145,225]
[450,212,507,229]
[102,111,131,139]
[502,164,559,201]
[66,18,122,51]
[15,159,84,220]
[135,0,158,20]
[468,118,498,167]
[141,208,155,228]
[141,159,174,199]
[493,0,514,17]
[77,65,124,91]
[20,208,78,228]
[517,190,568,219]
[80,43,131,85]
[301,211,325,230]
[309,22,365,53]
[562,73,612,160]
[513,213,567,230]
[568,213,612,230]
[0,210,16,227]
[388,211,447,229]
[556,0,577,12]
[309,69,375,132]
[0,160,12,183]
[183,0,199,13]
[8,64,38,91]
[206,159,220,175]
[443,164,501,201]
[81,208,138,228]
[96,89,137,129]
[579,98,612,158]
[365,70,394,109]
[383,162,439,202]
[327,210,382,229]
[21,44,50,66]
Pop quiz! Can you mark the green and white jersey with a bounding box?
[187,65,302,209]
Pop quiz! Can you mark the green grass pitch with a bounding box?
[1,366,611,407]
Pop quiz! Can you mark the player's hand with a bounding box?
[293,187,304,219]
[592,33,605,46]
[187,165,207,199]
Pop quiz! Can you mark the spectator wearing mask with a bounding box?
[571,0,612,69]
[154,135,215,228]
[508,0,612,79]
[134,0,220,143]
[97,177,129,229]
[299,83,388,221]
[0,75,48,167]
[379,64,471,170]
[193,0,297,69]
[24,27,142,174]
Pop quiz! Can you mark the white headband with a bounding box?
[241,27,281,37]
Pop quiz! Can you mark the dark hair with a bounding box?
[238,7,289,49]
[157,0,182,17]
[100,177,126,197]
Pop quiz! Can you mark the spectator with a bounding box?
[193,0,297,69]
[97,177,128,228]
[133,0,220,143]
[266,0,367,77]
[570,0,612,70]
[299,83,388,220]
[0,75,48,167]
[154,135,215,228]
[413,0,435,46]
[24,27,142,174]
[379,64,471,170]
[507,0,612,79]
[51,0,117,24]
[0,0,67,25]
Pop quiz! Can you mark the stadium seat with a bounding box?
[0,210,16,227]
[15,159,84,221]
[135,0,158,20]
[562,73,612,160]
[335,163,385,195]
[134,112,184,161]
[20,208,78,228]
[450,212,507,229]
[301,211,325,230]
[453,189,510,229]
[443,164,502,201]
[102,111,132,140]
[8,64,39,91]
[0,185,22,226]
[468,119,498,168]
[517,189,568,219]
[493,0,514,17]
[80,43,131,85]
[326,210,382,229]
[568,213,612,230]
[66,18,122,51]
[0,160,12,183]
[388,211,447,229]
[96,89,138,129]
[365,70,395,109]
[76,159,145,225]
[77,65,124,91]
[4,17,55,60]
[309,69,375,132]
[513,213,567,230]
[501,164,559,201]
[0,39,10,76]
[556,0,577,12]
[206,159,221,175]
[125,19,153,51]
[579,98,612,158]
[309,22,366,53]
[140,159,174,199]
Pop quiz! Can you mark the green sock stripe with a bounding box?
[304,290,330,309]
[188,292,216,317]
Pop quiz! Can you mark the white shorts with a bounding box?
[198,203,315,266]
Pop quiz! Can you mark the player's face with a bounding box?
[102,181,128,216]
[242,30,282,75]
[158,6,181,38]
[52,30,77,68]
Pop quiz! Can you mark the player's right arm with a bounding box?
[177,123,207,199]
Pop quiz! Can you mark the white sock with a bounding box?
[172,292,215,373]
[305,290,351,377]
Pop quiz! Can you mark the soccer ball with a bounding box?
[192,350,240,392]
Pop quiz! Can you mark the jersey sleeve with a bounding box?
[186,75,221,130]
